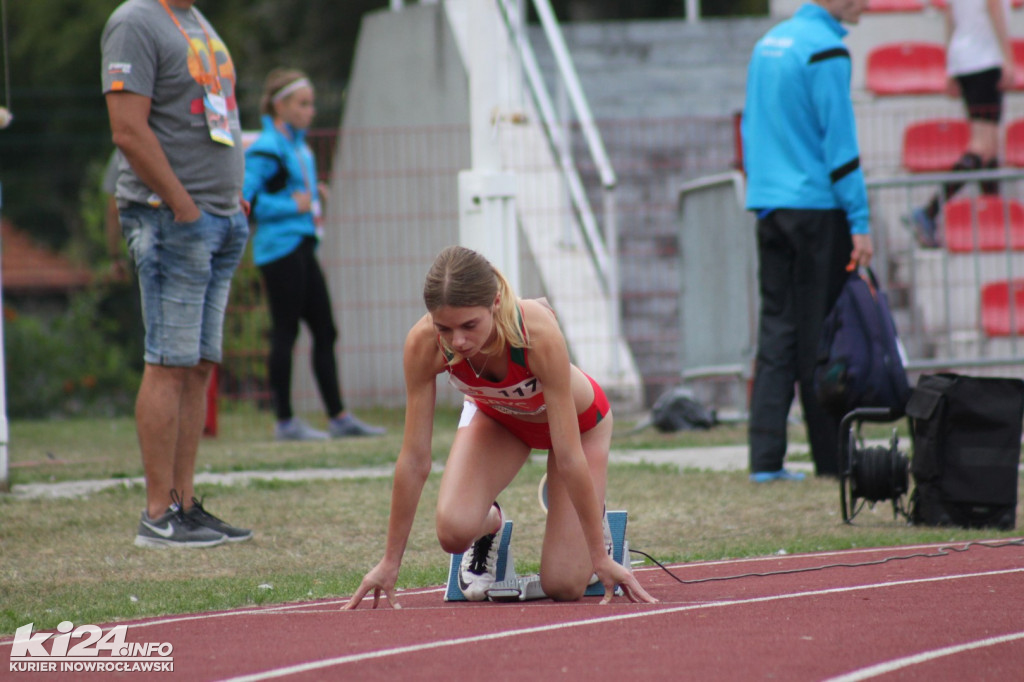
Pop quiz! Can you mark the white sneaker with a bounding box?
[458,503,504,601]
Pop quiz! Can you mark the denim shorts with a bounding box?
[119,204,249,366]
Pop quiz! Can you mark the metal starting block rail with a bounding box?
[444,510,631,602]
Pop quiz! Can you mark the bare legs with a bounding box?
[539,416,612,600]
[435,408,614,601]
[136,360,214,518]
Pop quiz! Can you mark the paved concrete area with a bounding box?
[6,445,817,500]
[610,445,811,473]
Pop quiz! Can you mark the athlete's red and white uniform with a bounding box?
[441,310,609,450]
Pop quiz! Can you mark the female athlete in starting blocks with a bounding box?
[343,246,657,609]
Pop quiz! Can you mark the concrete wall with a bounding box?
[300,2,1024,409]
[300,4,471,409]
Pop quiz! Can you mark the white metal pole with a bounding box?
[604,187,621,378]
[0,182,9,492]
[467,1,501,175]
[531,0,615,188]
[556,78,576,248]
[686,0,700,23]
[458,0,519,289]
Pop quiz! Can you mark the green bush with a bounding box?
[4,287,141,418]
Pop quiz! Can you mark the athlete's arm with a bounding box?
[343,316,441,610]
[986,0,1015,90]
[523,306,615,570]
[525,302,657,604]
[942,7,961,98]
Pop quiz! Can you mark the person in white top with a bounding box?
[908,0,1015,247]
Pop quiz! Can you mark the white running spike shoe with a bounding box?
[458,503,504,601]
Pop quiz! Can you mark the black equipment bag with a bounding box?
[649,386,716,432]
[906,373,1024,529]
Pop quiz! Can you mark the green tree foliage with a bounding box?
[0,0,389,251]
[4,288,140,418]
[0,0,116,248]
[0,0,767,417]
[0,0,766,252]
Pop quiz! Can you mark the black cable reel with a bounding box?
[838,408,910,524]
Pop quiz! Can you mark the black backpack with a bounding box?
[814,267,911,417]
[650,386,717,432]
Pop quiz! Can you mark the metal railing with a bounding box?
[493,0,626,378]
[671,166,1024,416]
[866,167,1024,374]
[495,0,619,296]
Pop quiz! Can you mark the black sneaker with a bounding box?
[458,503,504,601]
[186,496,253,543]
[134,501,226,549]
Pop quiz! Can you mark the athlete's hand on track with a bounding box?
[342,561,402,610]
[595,557,659,605]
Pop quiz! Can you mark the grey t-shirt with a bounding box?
[101,0,243,215]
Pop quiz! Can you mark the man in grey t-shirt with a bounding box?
[102,0,252,548]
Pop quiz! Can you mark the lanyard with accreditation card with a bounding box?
[157,0,235,147]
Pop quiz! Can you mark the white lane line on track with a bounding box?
[1,544,1019,647]
[821,630,1024,682]
[4,541,1018,646]
[0,589,451,647]
[215,567,1024,682]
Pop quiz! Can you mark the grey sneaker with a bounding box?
[904,207,940,248]
[275,417,329,441]
[329,413,386,437]
[135,504,226,549]
[186,497,252,542]
[458,503,504,601]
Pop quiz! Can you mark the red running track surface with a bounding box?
[3,540,1023,681]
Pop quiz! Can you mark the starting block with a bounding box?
[443,511,631,602]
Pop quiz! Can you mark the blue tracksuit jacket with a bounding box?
[243,115,320,266]
[741,3,870,235]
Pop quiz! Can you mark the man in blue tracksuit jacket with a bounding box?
[741,0,873,481]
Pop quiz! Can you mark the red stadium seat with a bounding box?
[866,42,946,95]
[902,118,970,172]
[944,197,1024,253]
[981,279,1024,337]
[866,0,925,10]
[1005,118,1024,167]
[932,0,1023,8]
[1014,39,1024,90]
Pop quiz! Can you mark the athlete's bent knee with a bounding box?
[435,519,479,555]
[540,575,586,602]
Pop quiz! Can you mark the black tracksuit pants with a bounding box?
[748,209,853,477]
[259,237,343,421]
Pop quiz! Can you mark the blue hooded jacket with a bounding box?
[243,115,320,266]
[741,3,870,235]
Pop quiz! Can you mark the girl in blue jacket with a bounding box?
[244,68,384,440]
